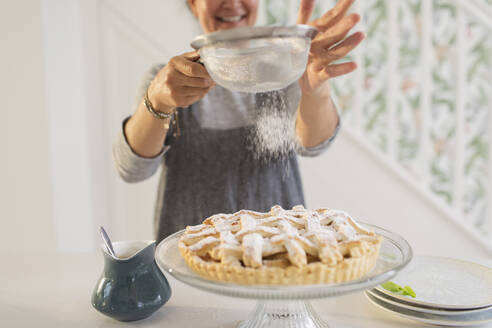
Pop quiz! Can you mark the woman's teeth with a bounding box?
[218,16,244,22]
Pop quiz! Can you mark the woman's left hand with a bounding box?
[297,0,364,96]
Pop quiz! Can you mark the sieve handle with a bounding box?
[194,57,205,66]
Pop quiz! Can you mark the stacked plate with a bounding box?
[366,256,492,326]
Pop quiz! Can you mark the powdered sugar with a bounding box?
[248,88,299,161]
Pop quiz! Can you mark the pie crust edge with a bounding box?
[178,238,382,285]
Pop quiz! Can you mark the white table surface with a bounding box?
[1,251,491,328]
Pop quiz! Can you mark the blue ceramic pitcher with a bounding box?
[91,240,171,321]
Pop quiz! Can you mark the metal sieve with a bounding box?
[190,25,318,93]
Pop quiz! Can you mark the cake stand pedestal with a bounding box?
[238,300,328,327]
[156,224,412,328]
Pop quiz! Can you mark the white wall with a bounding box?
[0,0,56,252]
[42,0,97,252]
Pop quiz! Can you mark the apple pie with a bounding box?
[178,205,382,285]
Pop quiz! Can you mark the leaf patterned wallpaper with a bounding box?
[261,0,492,241]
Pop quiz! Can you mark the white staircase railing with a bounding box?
[259,0,492,252]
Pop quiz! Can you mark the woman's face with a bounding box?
[188,0,258,33]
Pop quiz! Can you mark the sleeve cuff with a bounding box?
[112,116,169,182]
[120,116,170,159]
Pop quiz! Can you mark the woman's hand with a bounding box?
[297,0,363,96]
[124,52,214,158]
[148,51,215,113]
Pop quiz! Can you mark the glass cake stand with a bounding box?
[155,223,412,328]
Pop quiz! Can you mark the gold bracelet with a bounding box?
[144,87,181,136]
[144,87,175,120]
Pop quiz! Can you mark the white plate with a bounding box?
[365,291,492,327]
[374,256,492,309]
[367,289,492,316]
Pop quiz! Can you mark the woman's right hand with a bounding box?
[147,51,215,113]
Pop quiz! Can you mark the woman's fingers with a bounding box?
[182,51,201,62]
[185,94,208,105]
[329,31,364,56]
[171,54,210,79]
[296,0,316,24]
[178,85,213,97]
[167,85,214,108]
[170,69,214,88]
[321,62,357,79]
[315,0,355,31]
[170,52,214,88]
[150,51,215,109]
[311,13,360,52]
[184,76,214,88]
[313,31,364,69]
[183,85,215,105]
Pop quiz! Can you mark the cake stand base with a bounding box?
[238,300,330,328]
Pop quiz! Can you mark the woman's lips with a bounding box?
[217,15,246,22]
[216,14,248,27]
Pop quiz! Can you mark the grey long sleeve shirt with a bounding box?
[113,64,340,242]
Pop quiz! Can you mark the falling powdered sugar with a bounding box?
[248,88,299,162]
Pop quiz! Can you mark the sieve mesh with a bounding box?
[200,36,311,93]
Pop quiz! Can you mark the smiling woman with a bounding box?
[186,0,259,32]
[113,0,365,243]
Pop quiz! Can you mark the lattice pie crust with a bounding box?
[179,205,382,285]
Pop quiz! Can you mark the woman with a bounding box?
[113,0,364,242]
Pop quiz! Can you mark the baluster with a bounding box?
[458,0,492,31]
[417,0,433,185]
[288,0,298,24]
[453,8,466,217]
[352,0,366,135]
[257,0,267,25]
[488,57,492,238]
[387,0,399,159]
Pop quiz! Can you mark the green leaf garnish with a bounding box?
[402,285,416,298]
[381,281,403,293]
[381,281,416,298]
